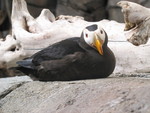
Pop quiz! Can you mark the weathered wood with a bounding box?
[0,0,150,74]
[117,1,150,46]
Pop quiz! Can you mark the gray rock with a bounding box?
[0,76,32,99]
[56,0,108,21]
[0,77,150,113]
[26,0,57,17]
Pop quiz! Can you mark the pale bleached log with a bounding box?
[0,35,25,68]
[0,0,150,75]
[117,1,150,46]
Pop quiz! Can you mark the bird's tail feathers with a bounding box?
[17,58,34,69]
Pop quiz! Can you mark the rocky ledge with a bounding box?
[0,75,150,113]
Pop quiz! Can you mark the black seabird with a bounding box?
[17,24,116,81]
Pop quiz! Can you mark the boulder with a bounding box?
[0,75,150,113]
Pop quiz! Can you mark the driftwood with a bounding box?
[117,1,150,46]
[0,0,150,74]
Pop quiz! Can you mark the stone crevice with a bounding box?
[0,82,25,100]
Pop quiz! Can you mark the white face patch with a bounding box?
[83,25,106,48]
[97,27,106,42]
[83,29,95,47]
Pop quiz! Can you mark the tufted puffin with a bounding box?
[17,24,116,81]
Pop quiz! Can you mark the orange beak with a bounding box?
[94,33,103,55]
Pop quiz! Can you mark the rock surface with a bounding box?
[1,75,150,113]
[0,76,32,99]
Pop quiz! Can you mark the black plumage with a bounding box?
[17,24,116,81]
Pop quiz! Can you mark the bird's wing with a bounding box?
[36,52,85,81]
[32,38,83,65]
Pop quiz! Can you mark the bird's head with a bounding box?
[82,24,107,55]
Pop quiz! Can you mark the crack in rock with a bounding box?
[0,82,25,100]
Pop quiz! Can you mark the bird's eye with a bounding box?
[100,30,103,34]
[85,33,88,38]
